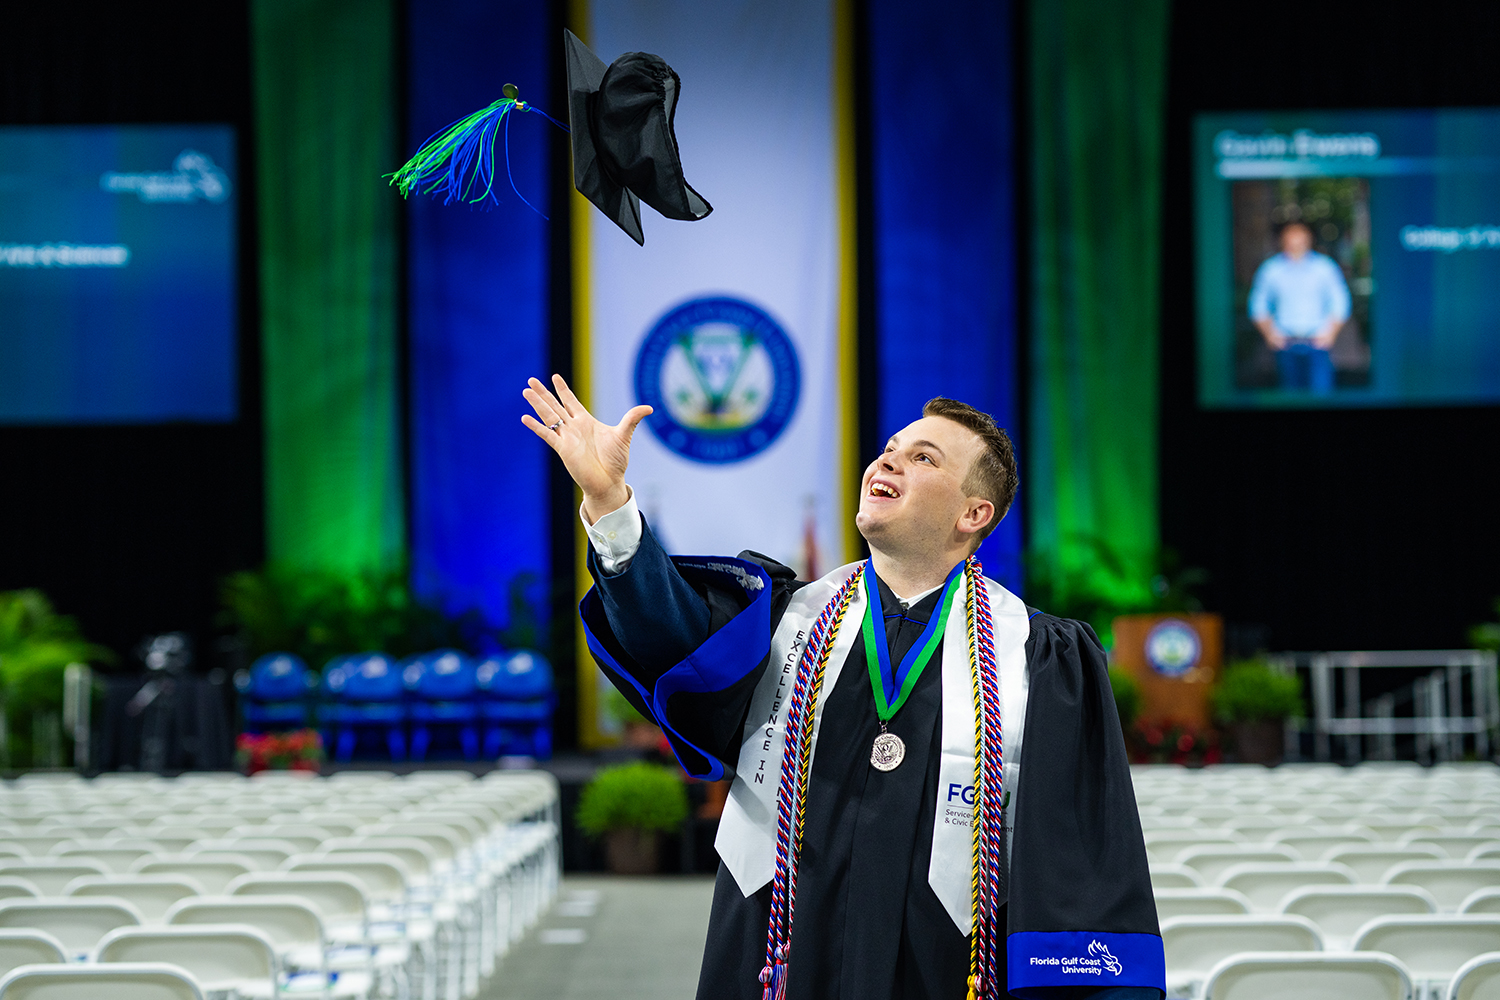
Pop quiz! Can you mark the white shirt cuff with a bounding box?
[581,487,642,576]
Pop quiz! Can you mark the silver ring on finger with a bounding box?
[549,420,562,433]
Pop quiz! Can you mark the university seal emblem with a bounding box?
[633,296,800,464]
[1145,618,1202,678]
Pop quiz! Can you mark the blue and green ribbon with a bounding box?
[860,559,964,721]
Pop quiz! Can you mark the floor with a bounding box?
[483,875,717,1000]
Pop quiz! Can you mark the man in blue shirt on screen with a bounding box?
[1249,220,1351,394]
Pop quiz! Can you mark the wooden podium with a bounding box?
[1111,613,1224,728]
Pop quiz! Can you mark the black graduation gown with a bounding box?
[580,517,1162,1000]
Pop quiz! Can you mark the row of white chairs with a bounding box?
[1152,859,1500,911]
[1185,949,1500,1000]
[0,770,561,1000]
[1136,763,1500,998]
[1160,913,1500,998]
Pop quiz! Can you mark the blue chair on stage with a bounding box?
[404,649,480,761]
[477,650,555,759]
[237,653,313,732]
[319,652,406,761]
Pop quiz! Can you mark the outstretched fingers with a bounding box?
[523,379,565,427]
[520,413,564,450]
[551,373,587,419]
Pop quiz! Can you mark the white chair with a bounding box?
[1274,830,1375,860]
[1280,885,1438,949]
[0,882,36,903]
[1329,846,1446,883]
[51,847,157,876]
[320,839,441,880]
[227,873,412,997]
[242,826,330,853]
[1154,888,1251,921]
[1145,831,1245,864]
[39,822,120,841]
[132,856,254,893]
[281,816,357,838]
[1463,891,1500,915]
[1162,914,1322,998]
[1226,814,1312,834]
[1202,950,1413,1000]
[1447,951,1500,1000]
[1180,847,1300,883]
[94,925,277,999]
[0,861,107,894]
[0,898,142,959]
[1403,835,1500,860]
[0,836,76,856]
[1353,915,1500,1000]
[361,824,462,864]
[143,828,211,851]
[1219,862,1357,911]
[66,876,202,923]
[0,962,204,1000]
[1386,863,1500,913]
[0,930,66,977]
[185,841,294,872]
[227,873,367,939]
[283,855,410,905]
[164,895,367,998]
[1365,821,1445,842]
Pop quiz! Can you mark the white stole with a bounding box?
[714,561,1031,933]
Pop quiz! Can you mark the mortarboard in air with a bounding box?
[564,29,712,245]
[387,31,711,247]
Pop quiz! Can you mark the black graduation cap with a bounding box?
[564,29,712,246]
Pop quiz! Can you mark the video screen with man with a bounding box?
[1194,108,1500,408]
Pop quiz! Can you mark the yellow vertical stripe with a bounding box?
[834,0,861,564]
[568,0,606,748]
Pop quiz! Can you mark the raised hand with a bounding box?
[521,374,653,522]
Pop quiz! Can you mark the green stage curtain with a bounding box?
[251,0,404,573]
[1028,0,1171,611]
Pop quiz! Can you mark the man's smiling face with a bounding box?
[856,415,986,554]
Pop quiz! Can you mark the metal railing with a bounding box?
[1304,649,1500,764]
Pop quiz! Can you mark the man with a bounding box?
[1249,220,1351,394]
[522,374,1162,1000]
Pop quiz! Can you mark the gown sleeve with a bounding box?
[579,515,798,780]
[1005,613,1165,1000]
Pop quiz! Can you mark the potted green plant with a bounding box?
[575,761,689,874]
[0,590,114,768]
[1211,660,1305,766]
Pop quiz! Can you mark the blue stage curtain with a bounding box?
[867,0,1022,592]
[406,0,553,636]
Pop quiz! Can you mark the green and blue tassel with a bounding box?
[387,83,567,217]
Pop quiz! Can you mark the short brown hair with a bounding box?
[922,397,1018,545]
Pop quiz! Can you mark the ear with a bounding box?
[956,497,995,539]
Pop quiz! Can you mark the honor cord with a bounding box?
[965,555,1005,997]
[761,566,863,1000]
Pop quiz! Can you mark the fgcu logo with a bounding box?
[634,296,800,464]
[1088,940,1123,976]
[1029,940,1124,977]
